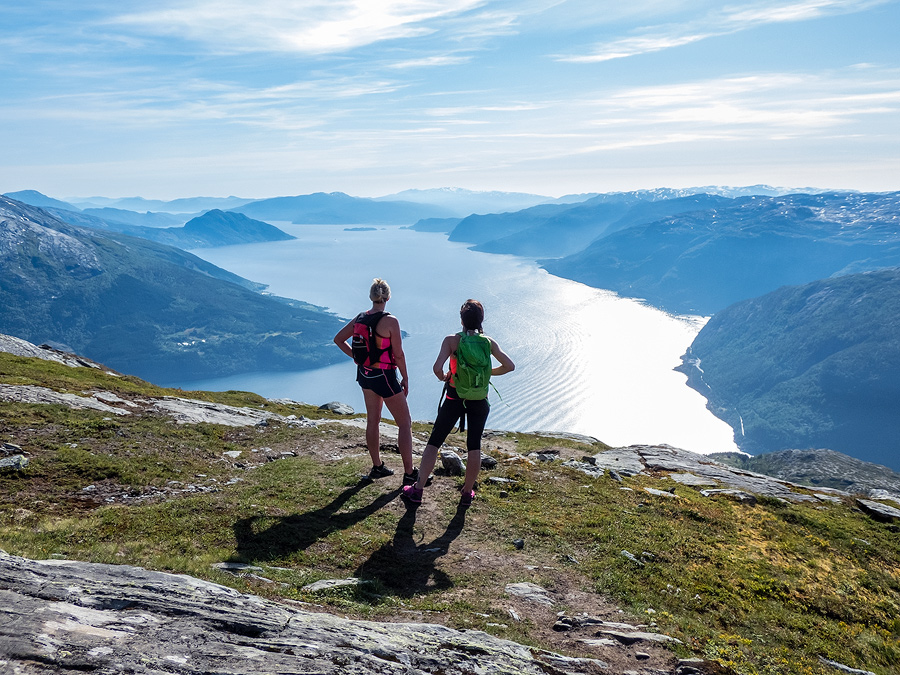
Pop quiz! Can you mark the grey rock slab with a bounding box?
[668,472,719,487]
[856,499,900,522]
[700,489,758,505]
[301,578,369,593]
[867,489,900,505]
[599,630,682,645]
[818,656,877,675]
[212,562,263,573]
[92,391,138,407]
[152,396,276,427]
[582,638,619,647]
[588,447,646,476]
[644,488,678,499]
[581,445,818,503]
[563,459,605,478]
[636,445,816,502]
[505,582,554,606]
[529,431,601,445]
[0,384,131,416]
[0,552,604,675]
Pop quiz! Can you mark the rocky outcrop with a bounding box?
[565,444,823,503]
[0,552,609,675]
[856,499,900,522]
[0,334,114,372]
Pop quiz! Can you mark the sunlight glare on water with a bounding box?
[184,224,738,454]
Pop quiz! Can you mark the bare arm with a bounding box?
[489,338,515,376]
[432,335,458,381]
[381,315,410,396]
[333,318,356,359]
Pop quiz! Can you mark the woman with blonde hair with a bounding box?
[334,278,416,483]
[402,299,514,506]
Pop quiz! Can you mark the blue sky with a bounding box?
[1,0,898,199]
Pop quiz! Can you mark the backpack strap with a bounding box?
[352,311,395,368]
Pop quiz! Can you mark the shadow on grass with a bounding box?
[232,479,401,563]
[354,502,468,597]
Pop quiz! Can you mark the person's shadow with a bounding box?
[232,479,401,563]
[354,503,468,597]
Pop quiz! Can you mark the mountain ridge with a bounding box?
[543,191,900,314]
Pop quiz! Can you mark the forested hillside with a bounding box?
[0,197,344,382]
[679,268,900,469]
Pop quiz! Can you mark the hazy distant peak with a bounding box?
[3,190,81,212]
[373,187,556,218]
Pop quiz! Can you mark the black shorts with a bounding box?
[357,366,403,399]
[427,393,490,451]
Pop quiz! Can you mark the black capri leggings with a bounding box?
[427,396,490,451]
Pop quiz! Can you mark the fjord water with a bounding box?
[183,224,738,454]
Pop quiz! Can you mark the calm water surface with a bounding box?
[181,224,738,454]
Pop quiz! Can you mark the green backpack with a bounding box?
[454,332,493,400]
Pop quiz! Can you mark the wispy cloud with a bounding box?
[586,69,900,141]
[109,0,488,54]
[387,54,472,68]
[559,0,892,62]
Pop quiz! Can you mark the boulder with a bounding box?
[440,449,464,476]
[0,455,28,471]
[318,401,355,415]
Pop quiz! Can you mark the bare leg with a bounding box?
[415,444,440,490]
[461,448,481,493]
[362,388,385,468]
[383,391,414,474]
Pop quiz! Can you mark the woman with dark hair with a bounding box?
[402,299,514,506]
[333,278,416,483]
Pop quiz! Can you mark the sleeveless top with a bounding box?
[356,311,396,370]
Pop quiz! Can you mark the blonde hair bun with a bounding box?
[370,278,391,303]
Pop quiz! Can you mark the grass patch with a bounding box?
[1,353,899,674]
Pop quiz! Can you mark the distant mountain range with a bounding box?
[80,207,186,228]
[67,195,256,214]
[0,196,343,382]
[542,191,900,315]
[375,187,582,217]
[679,268,900,470]
[231,192,455,224]
[438,187,804,260]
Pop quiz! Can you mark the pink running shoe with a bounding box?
[402,484,423,504]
